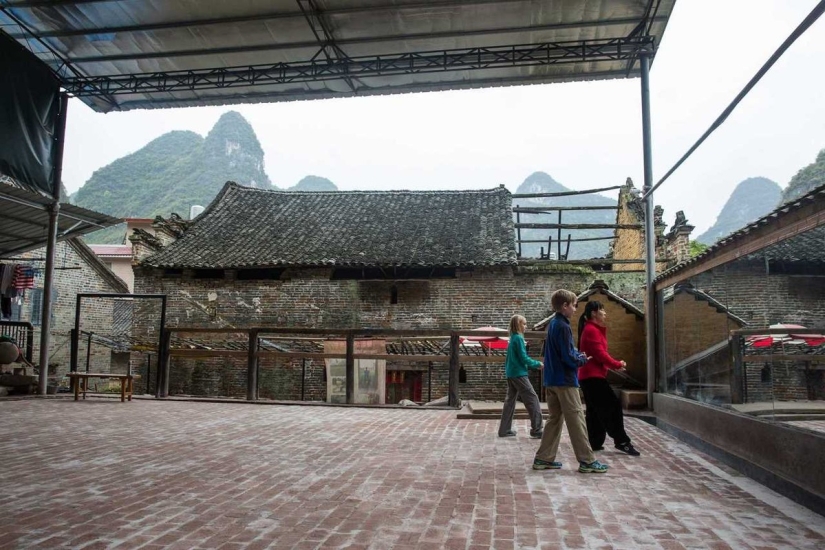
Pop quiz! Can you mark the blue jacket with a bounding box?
[543,314,587,387]
[504,333,543,378]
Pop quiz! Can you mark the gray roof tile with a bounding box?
[143,182,517,269]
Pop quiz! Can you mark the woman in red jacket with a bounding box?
[577,301,640,456]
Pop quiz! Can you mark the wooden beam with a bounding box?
[512,185,621,198]
[515,223,641,230]
[512,206,618,212]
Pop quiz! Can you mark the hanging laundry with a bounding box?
[0,263,14,295]
[12,265,35,290]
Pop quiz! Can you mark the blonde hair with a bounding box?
[550,289,577,312]
[509,314,526,335]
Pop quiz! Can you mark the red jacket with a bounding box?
[578,320,623,380]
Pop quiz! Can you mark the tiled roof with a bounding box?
[532,280,644,330]
[656,183,825,283]
[743,224,825,263]
[89,245,132,257]
[662,282,747,326]
[68,239,129,294]
[142,182,517,269]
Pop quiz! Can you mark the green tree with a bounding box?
[689,240,708,257]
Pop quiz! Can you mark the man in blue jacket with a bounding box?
[533,289,608,474]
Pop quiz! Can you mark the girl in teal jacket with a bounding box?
[498,315,544,438]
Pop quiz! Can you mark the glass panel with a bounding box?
[662,271,734,407]
[763,227,825,430]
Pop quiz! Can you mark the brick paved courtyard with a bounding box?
[0,399,823,550]
[786,420,825,435]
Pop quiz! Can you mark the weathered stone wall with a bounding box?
[610,183,672,272]
[133,265,646,400]
[611,185,646,272]
[15,241,127,377]
[692,262,825,328]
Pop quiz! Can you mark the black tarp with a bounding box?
[0,32,60,198]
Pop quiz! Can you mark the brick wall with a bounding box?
[662,292,740,368]
[611,182,672,272]
[15,241,127,378]
[134,266,647,401]
[611,185,645,272]
[571,292,646,384]
[663,259,825,404]
[692,261,825,328]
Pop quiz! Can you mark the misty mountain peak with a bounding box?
[203,111,270,189]
[515,171,566,194]
[781,148,825,204]
[696,176,781,245]
[289,175,338,192]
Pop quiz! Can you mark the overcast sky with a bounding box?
[61,0,825,236]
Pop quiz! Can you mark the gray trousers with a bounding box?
[498,376,543,436]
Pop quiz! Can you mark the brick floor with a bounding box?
[0,399,823,550]
[785,420,825,435]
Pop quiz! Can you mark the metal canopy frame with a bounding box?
[0,0,674,401]
[0,0,675,112]
[64,36,655,99]
[0,182,122,259]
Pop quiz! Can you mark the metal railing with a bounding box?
[156,327,548,408]
[0,320,34,362]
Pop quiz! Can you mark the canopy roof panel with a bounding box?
[0,0,676,112]
[0,181,122,258]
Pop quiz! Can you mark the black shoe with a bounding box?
[529,430,543,439]
[615,442,640,456]
[592,445,604,451]
[499,430,517,438]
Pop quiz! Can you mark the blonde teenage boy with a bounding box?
[533,289,608,474]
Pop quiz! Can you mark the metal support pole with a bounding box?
[345,332,355,404]
[656,289,666,393]
[640,51,657,410]
[247,329,258,401]
[427,361,432,403]
[85,331,93,372]
[158,329,171,398]
[448,333,460,407]
[37,92,68,396]
[301,359,306,401]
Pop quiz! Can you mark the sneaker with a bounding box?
[533,458,562,470]
[591,445,604,451]
[499,430,517,438]
[615,442,640,456]
[529,430,543,439]
[578,460,609,473]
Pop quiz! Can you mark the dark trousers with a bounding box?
[579,377,630,448]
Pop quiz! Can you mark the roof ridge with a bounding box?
[231,184,511,196]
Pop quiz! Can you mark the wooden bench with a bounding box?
[67,373,134,402]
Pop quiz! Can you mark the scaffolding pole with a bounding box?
[639,51,656,410]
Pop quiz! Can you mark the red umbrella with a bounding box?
[746,323,825,348]
[460,326,510,350]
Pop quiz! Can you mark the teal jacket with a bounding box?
[504,333,543,378]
